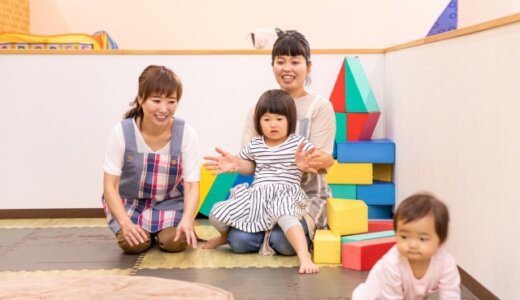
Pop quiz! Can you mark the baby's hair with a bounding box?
[124,65,183,120]
[254,89,297,137]
[393,193,450,244]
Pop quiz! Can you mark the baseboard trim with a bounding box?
[458,266,498,299]
[0,208,105,219]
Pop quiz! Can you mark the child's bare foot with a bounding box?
[299,256,319,274]
[201,235,227,249]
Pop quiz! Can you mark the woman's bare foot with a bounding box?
[298,254,319,274]
[201,235,227,249]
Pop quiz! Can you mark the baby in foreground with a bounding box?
[353,193,461,299]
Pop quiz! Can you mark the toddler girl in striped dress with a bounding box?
[203,89,319,274]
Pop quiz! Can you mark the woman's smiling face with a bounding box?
[272,55,310,98]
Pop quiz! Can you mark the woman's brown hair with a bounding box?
[124,65,183,121]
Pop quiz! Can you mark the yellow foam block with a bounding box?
[197,167,216,214]
[313,229,341,264]
[327,198,368,236]
[373,164,393,182]
[325,161,373,184]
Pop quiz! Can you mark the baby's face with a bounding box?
[396,213,441,263]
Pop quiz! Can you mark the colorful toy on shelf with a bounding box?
[0,31,119,50]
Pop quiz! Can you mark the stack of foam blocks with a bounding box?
[313,57,397,270]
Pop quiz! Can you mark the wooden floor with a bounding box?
[0,218,479,299]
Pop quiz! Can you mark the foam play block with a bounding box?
[230,174,254,188]
[337,139,395,163]
[346,57,380,113]
[313,229,341,264]
[341,236,396,270]
[356,182,395,205]
[325,161,373,184]
[329,184,356,199]
[427,0,458,36]
[335,113,347,143]
[198,172,239,216]
[329,60,346,112]
[327,198,368,236]
[341,230,395,244]
[368,205,394,219]
[198,167,217,214]
[368,219,394,232]
[373,164,393,182]
[346,112,381,141]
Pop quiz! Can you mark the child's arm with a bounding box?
[437,255,461,299]
[203,147,255,175]
[379,259,405,299]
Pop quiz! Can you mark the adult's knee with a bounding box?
[116,230,152,254]
[157,227,187,253]
[269,227,296,256]
[227,228,262,253]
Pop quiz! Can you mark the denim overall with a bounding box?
[103,118,185,234]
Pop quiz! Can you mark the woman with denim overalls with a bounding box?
[102,65,201,254]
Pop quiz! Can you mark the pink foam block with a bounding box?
[341,236,396,270]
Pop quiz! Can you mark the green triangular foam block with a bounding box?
[345,57,380,113]
[199,172,239,216]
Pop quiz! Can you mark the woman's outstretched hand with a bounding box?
[295,143,319,174]
[203,147,239,174]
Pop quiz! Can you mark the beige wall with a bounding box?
[28,0,451,49]
[459,0,520,27]
[385,22,520,299]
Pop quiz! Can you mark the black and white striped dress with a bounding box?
[211,134,313,233]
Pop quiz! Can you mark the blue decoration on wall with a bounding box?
[427,0,458,36]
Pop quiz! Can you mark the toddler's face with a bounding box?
[260,112,289,146]
[396,213,441,263]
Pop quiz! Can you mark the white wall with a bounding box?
[29,0,450,49]
[385,22,520,300]
[0,53,385,209]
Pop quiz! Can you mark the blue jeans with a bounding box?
[227,219,311,256]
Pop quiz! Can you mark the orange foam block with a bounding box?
[341,236,396,270]
[368,219,394,232]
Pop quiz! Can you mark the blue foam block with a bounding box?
[357,182,395,205]
[368,205,393,219]
[336,139,395,163]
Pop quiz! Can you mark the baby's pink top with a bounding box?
[352,245,460,300]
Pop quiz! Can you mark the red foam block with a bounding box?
[368,219,394,233]
[342,236,396,270]
[346,112,381,141]
[330,60,346,112]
